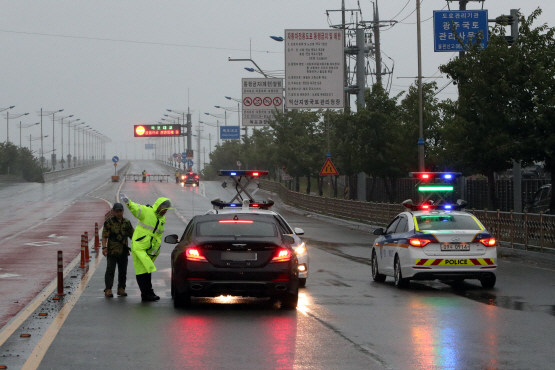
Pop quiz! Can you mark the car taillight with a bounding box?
[408,238,432,247]
[195,175,199,179]
[478,238,496,247]
[185,247,207,262]
[271,248,292,262]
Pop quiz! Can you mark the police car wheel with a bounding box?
[394,257,409,288]
[298,278,306,287]
[480,274,496,289]
[281,289,299,310]
[372,251,387,282]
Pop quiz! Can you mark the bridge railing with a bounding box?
[259,179,555,253]
[125,174,170,182]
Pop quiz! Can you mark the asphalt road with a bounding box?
[3,161,555,369]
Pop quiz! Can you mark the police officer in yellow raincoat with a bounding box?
[120,193,171,302]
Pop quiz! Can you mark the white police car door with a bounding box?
[382,217,401,275]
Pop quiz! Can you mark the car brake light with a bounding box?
[478,238,496,247]
[195,175,199,179]
[219,220,253,223]
[271,248,291,262]
[185,247,207,262]
[408,238,432,247]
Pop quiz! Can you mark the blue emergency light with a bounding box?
[410,172,462,181]
[211,198,275,210]
[218,170,269,177]
[402,199,467,212]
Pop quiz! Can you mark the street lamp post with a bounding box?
[56,115,73,169]
[36,109,63,169]
[0,106,15,141]
[17,122,39,148]
[28,134,48,153]
[65,119,80,167]
[3,111,29,143]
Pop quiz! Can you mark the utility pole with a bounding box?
[417,0,425,172]
[196,122,203,173]
[342,0,349,113]
[373,2,382,83]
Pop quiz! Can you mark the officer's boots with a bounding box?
[117,288,127,297]
[104,289,113,298]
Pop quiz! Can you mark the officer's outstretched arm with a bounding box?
[126,200,147,221]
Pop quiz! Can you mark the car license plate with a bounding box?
[221,252,257,261]
[441,243,470,251]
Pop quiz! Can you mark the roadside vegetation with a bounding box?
[203,9,555,209]
[0,142,45,182]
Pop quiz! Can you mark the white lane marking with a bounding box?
[0,273,21,278]
[48,234,67,239]
[24,241,61,247]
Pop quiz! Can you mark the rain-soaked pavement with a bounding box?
[1,161,555,369]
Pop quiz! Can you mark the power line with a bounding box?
[0,29,282,54]
[390,0,412,20]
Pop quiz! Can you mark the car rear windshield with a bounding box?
[415,214,482,231]
[197,220,277,237]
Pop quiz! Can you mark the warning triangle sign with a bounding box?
[319,158,339,176]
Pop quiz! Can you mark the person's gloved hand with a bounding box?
[120,193,129,204]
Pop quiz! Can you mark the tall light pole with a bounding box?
[51,109,64,170]
[56,115,73,169]
[16,122,39,148]
[3,111,29,143]
[1,106,15,141]
[36,109,63,169]
[416,0,424,172]
[203,114,222,146]
[65,118,80,167]
[28,134,48,153]
[167,109,192,158]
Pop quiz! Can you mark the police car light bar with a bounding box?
[402,199,467,211]
[217,170,269,177]
[410,172,462,180]
[418,185,454,192]
[211,198,275,210]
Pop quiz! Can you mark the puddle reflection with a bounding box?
[409,296,499,370]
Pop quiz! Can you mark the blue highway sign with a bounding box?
[434,10,488,52]
[220,126,241,140]
[187,160,194,168]
[112,156,119,163]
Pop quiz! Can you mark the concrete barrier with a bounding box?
[44,161,106,182]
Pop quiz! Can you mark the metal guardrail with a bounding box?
[125,174,170,182]
[259,179,555,253]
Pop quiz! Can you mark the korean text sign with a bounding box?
[220,126,241,140]
[433,10,488,52]
[242,78,283,127]
[285,29,345,109]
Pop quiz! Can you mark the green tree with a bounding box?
[0,142,44,182]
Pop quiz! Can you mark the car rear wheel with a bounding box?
[298,278,307,287]
[372,251,386,282]
[394,256,409,288]
[281,288,299,310]
[480,274,496,288]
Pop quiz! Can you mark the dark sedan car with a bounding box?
[181,172,199,186]
[166,213,299,309]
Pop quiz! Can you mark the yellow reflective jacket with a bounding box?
[126,197,170,275]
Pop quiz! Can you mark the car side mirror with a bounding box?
[282,235,295,244]
[294,227,304,235]
[373,228,384,236]
[164,234,179,244]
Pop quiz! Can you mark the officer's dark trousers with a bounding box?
[176,177,179,183]
[136,273,154,297]
[105,254,128,290]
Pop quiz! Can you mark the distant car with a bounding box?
[525,184,551,214]
[166,212,300,309]
[181,172,199,187]
[205,202,309,287]
[371,208,497,288]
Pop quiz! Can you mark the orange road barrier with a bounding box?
[80,234,86,268]
[84,231,90,262]
[94,222,100,252]
[55,250,66,297]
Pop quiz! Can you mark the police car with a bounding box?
[371,199,497,288]
[206,198,309,287]
[181,172,199,187]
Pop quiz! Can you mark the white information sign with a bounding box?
[241,78,284,127]
[285,29,345,109]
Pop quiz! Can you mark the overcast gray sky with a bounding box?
[1,0,554,160]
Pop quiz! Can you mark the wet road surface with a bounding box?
[2,161,555,369]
